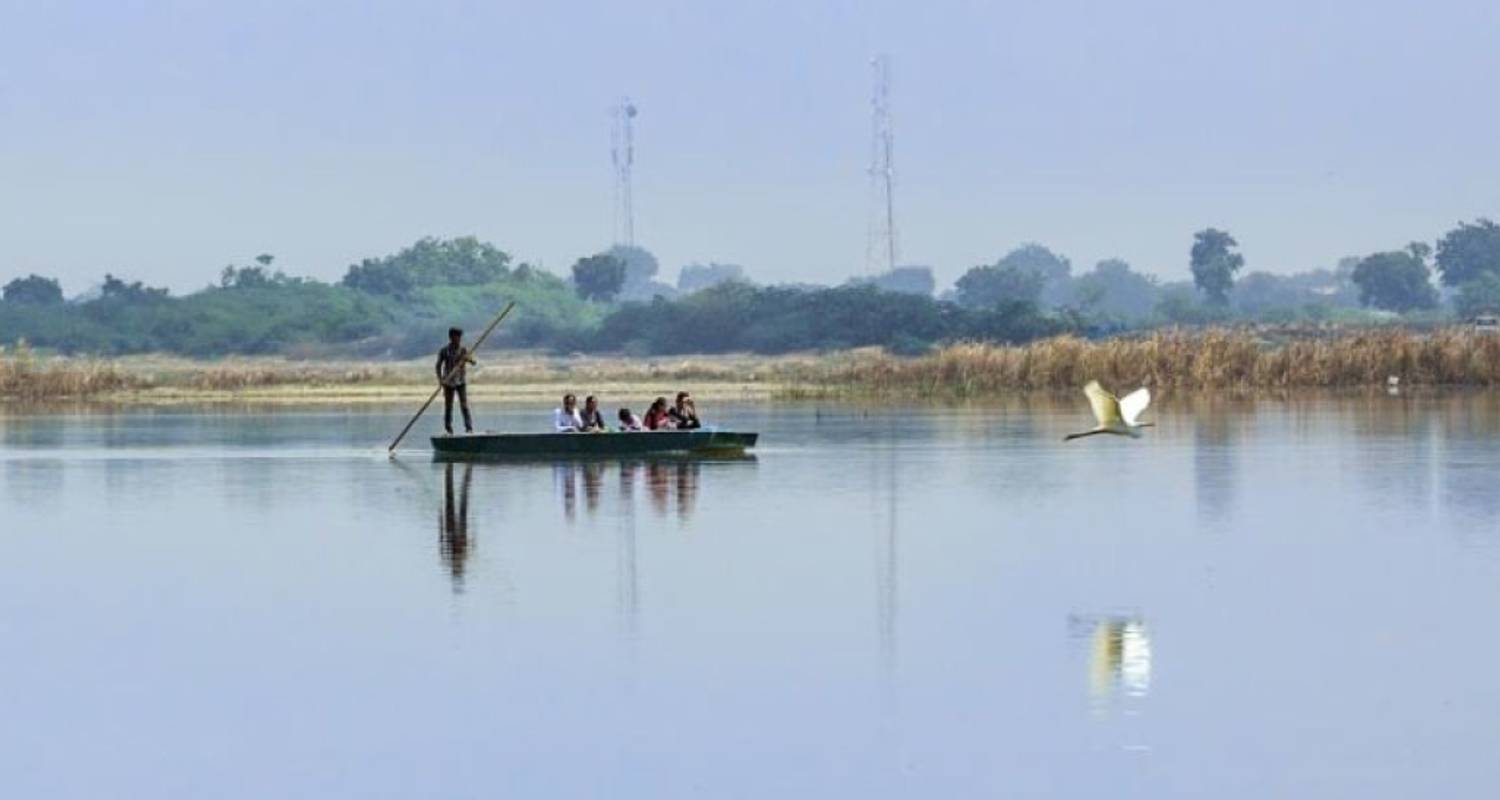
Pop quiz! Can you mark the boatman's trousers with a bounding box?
[443,384,473,434]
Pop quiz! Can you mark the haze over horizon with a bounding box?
[3,0,1498,295]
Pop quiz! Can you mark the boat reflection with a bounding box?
[440,463,474,594]
[555,461,610,522]
[553,458,728,523]
[434,456,753,602]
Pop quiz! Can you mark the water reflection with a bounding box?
[2,458,64,507]
[617,465,639,643]
[1192,398,1243,525]
[551,461,609,520]
[10,401,1500,795]
[1072,615,1152,709]
[551,460,705,523]
[439,463,474,594]
[874,441,899,689]
[1349,393,1435,512]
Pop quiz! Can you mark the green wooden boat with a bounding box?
[431,429,758,459]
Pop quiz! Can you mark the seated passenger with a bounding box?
[617,408,644,431]
[667,391,702,430]
[580,395,608,432]
[642,397,675,431]
[553,393,584,432]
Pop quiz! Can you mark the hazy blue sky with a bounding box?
[2,0,1497,294]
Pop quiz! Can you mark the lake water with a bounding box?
[3,394,1500,798]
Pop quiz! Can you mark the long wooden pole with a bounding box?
[388,301,516,454]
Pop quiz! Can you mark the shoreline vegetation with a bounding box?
[6,225,1500,367]
[3,328,1499,404]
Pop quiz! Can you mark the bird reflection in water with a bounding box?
[439,463,474,594]
[1072,614,1152,710]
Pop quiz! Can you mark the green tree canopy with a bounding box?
[342,237,511,296]
[1073,259,1159,321]
[1455,272,1500,318]
[869,266,935,296]
[997,244,1070,284]
[1190,228,1245,305]
[571,254,627,302]
[995,244,1072,306]
[954,264,1045,308]
[101,274,169,302]
[1232,272,1307,316]
[1350,247,1438,312]
[678,262,746,293]
[1434,219,1500,287]
[220,264,303,289]
[2,275,64,305]
[606,245,659,286]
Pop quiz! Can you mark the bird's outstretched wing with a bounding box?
[1118,387,1150,426]
[1083,381,1121,427]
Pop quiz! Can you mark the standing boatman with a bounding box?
[436,327,476,435]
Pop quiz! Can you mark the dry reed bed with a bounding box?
[802,329,1500,395]
[0,349,815,400]
[4,330,1499,400]
[0,349,140,401]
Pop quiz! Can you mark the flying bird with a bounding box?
[1065,381,1153,441]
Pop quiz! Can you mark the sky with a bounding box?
[2,0,1498,295]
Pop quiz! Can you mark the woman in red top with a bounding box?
[642,397,675,430]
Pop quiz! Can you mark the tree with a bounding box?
[220,265,277,289]
[871,266,935,296]
[339,259,411,296]
[678,262,746,293]
[1455,272,1500,318]
[1350,246,1438,312]
[954,265,1045,308]
[1232,272,1303,316]
[571,254,627,302]
[606,245,659,286]
[100,274,168,302]
[1154,284,1224,324]
[1435,219,1500,287]
[1190,228,1245,305]
[2,275,64,305]
[342,237,511,296]
[996,244,1072,306]
[1072,259,1160,320]
[608,245,679,300]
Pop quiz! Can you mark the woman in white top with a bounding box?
[553,393,584,432]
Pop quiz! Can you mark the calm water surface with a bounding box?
[3,395,1500,798]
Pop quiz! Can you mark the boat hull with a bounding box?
[431,430,758,459]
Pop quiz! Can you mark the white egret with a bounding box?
[1064,380,1153,441]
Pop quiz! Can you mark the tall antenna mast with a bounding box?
[866,55,897,275]
[610,98,638,247]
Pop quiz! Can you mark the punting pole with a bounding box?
[387,301,516,455]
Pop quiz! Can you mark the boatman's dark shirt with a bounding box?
[436,344,469,387]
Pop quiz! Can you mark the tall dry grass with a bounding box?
[0,342,140,400]
[183,362,408,391]
[5,329,1499,401]
[802,329,1500,395]
[0,349,811,401]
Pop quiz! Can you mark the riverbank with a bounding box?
[0,348,813,403]
[3,328,1498,403]
[796,328,1500,396]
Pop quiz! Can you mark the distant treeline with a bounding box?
[4,220,1500,357]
